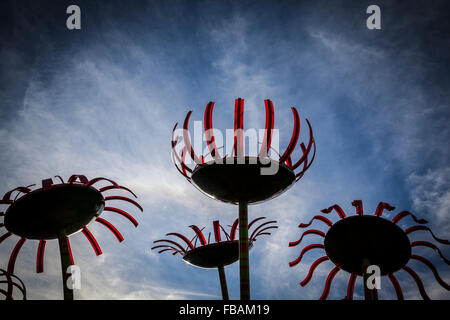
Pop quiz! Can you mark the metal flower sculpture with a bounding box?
[151,217,277,300]
[0,269,26,300]
[289,200,449,300]
[171,98,315,299]
[0,175,142,300]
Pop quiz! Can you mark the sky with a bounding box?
[0,0,449,300]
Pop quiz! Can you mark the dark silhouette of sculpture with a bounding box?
[289,200,449,300]
[0,175,142,300]
[152,217,277,299]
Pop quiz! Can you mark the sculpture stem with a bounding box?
[217,265,229,300]
[362,258,378,301]
[239,201,250,300]
[58,230,74,300]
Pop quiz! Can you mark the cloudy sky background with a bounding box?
[0,0,449,299]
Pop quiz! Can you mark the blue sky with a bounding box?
[0,0,449,299]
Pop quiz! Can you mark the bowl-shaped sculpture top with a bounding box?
[183,240,255,269]
[171,99,315,205]
[191,156,295,204]
[324,215,411,276]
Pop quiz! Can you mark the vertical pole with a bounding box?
[239,201,250,300]
[217,265,229,300]
[58,230,74,300]
[362,258,378,301]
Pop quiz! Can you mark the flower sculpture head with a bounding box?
[151,217,277,299]
[171,98,316,204]
[0,269,26,300]
[0,175,142,299]
[289,200,449,300]
[171,98,314,300]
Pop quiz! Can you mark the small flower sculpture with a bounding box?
[152,217,277,300]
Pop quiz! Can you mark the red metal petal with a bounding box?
[0,232,12,243]
[166,232,195,250]
[252,226,278,240]
[152,241,186,254]
[188,225,207,246]
[213,220,221,243]
[103,207,138,228]
[402,266,430,300]
[259,99,274,157]
[204,101,221,160]
[248,217,266,230]
[289,244,325,267]
[36,240,46,273]
[345,273,357,300]
[374,202,395,217]
[249,220,277,241]
[411,241,449,264]
[291,118,314,170]
[351,200,364,216]
[410,255,449,290]
[321,204,347,219]
[392,211,428,224]
[233,98,244,157]
[8,237,26,274]
[99,185,137,198]
[299,215,333,228]
[1,187,32,204]
[87,177,119,189]
[405,225,450,245]
[320,266,340,300]
[300,256,329,286]
[82,227,102,256]
[104,196,143,212]
[68,175,89,184]
[289,229,325,247]
[183,111,203,164]
[279,107,300,165]
[96,217,124,242]
[230,218,239,241]
[388,273,403,300]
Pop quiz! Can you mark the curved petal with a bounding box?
[321,204,346,219]
[299,215,333,228]
[188,225,207,246]
[289,244,325,267]
[402,266,430,300]
[300,256,329,287]
[289,229,325,247]
[320,266,340,300]
[405,226,449,245]
[279,107,300,164]
[388,273,403,300]
[104,196,143,212]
